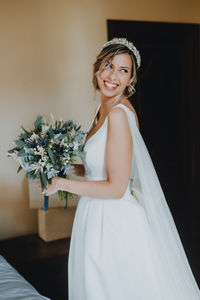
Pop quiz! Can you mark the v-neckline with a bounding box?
[84,103,135,146]
[84,116,108,146]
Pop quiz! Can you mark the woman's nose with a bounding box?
[108,68,117,81]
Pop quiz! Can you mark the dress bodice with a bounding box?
[82,116,108,181]
[81,104,138,199]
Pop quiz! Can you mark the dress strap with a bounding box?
[87,103,101,133]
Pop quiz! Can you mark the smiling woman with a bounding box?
[39,38,200,300]
[97,53,132,97]
[93,41,138,99]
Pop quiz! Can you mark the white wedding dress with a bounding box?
[68,103,200,300]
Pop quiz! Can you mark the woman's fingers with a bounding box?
[34,180,55,196]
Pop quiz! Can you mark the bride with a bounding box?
[41,38,200,299]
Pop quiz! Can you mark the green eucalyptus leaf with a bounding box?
[40,172,47,191]
[17,165,23,173]
[21,125,30,134]
[47,146,55,163]
[76,125,81,131]
[58,133,68,140]
[48,125,54,138]
[15,140,25,148]
[20,133,27,140]
[18,149,26,157]
[34,115,43,128]
[34,171,40,179]
[7,148,16,154]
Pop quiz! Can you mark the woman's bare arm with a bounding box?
[43,107,133,199]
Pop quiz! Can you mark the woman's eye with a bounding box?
[105,64,112,69]
[121,69,128,73]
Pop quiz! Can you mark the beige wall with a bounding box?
[0,0,199,239]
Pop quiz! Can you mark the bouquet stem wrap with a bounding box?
[44,171,68,211]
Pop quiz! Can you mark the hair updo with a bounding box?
[93,43,138,98]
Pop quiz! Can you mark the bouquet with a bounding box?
[8,114,86,210]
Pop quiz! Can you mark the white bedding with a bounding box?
[0,255,51,299]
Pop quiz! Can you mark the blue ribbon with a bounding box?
[44,195,49,211]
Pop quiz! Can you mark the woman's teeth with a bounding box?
[104,81,118,89]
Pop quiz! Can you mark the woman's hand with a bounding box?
[36,177,61,196]
[71,164,85,177]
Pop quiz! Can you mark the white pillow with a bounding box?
[0,255,51,300]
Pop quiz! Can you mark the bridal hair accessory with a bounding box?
[101,38,141,69]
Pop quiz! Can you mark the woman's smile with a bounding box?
[103,80,119,90]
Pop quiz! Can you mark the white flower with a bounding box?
[58,118,65,127]
[41,124,49,136]
[36,145,46,158]
[42,124,49,132]
[73,141,79,151]
[30,133,39,141]
[54,133,62,140]
[36,160,44,172]
[46,163,53,171]
[47,169,59,179]
[25,163,38,172]
[61,156,70,165]
[38,158,46,167]
[60,138,65,147]
[41,155,48,162]
[28,162,43,174]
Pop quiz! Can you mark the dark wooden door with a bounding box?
[107,20,200,280]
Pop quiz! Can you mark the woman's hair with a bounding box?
[93,44,138,98]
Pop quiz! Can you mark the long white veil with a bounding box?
[116,103,200,299]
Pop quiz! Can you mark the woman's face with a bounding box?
[97,53,132,99]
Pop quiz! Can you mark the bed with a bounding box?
[0,255,51,299]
